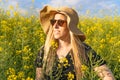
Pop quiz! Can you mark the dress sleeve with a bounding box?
[83,43,106,67]
[35,46,44,68]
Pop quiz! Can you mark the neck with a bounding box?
[59,40,70,48]
[58,35,71,49]
[57,36,71,58]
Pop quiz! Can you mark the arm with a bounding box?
[94,64,115,80]
[83,43,115,79]
[36,68,44,80]
[35,46,45,80]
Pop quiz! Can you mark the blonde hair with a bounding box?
[42,25,86,80]
[42,13,86,80]
[43,25,55,74]
[70,31,86,80]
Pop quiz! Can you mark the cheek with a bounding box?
[62,27,69,35]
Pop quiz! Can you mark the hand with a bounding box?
[94,64,115,80]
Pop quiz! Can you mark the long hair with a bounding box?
[70,31,87,80]
[42,25,87,80]
[43,25,57,75]
[42,11,87,79]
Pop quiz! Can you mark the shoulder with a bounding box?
[83,43,97,56]
[82,43,100,59]
[38,45,44,56]
[37,45,45,60]
[82,43,93,54]
[83,43,91,50]
[35,45,44,68]
[82,43,106,66]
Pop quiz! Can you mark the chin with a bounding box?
[54,36,61,39]
[54,37,60,39]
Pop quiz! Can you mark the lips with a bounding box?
[54,30,60,34]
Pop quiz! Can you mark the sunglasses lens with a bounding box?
[50,19,56,26]
[50,19,66,26]
[58,20,65,26]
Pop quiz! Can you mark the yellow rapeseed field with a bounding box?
[0,7,120,80]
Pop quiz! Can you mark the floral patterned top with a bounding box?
[35,43,106,80]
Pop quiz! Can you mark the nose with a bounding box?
[53,22,59,29]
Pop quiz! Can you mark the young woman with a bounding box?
[35,5,115,80]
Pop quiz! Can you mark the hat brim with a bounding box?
[40,5,86,41]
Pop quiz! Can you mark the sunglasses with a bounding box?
[50,19,67,26]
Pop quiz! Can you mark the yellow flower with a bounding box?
[7,68,16,75]
[9,5,14,10]
[17,71,24,79]
[58,63,61,68]
[118,56,120,63]
[0,36,5,39]
[7,75,17,80]
[8,42,12,46]
[100,39,105,43]
[22,45,31,53]
[17,39,21,43]
[81,65,88,72]
[22,56,30,61]
[59,57,68,63]
[115,41,120,47]
[14,11,19,16]
[23,65,29,70]
[59,57,69,67]
[1,20,7,25]
[67,72,74,80]
[109,37,117,44]
[51,40,58,50]
[6,11,10,16]
[26,77,33,80]
[14,62,16,65]
[0,47,3,52]
[100,44,104,49]
[16,50,22,55]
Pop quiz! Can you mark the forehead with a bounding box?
[54,13,67,20]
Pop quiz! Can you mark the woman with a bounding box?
[35,5,115,80]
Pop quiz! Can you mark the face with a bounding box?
[50,13,70,40]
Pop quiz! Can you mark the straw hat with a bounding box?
[40,5,86,41]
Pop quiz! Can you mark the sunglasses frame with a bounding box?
[50,19,67,26]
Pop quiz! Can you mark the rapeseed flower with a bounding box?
[51,40,58,50]
[0,47,3,52]
[67,72,74,80]
[81,64,88,72]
